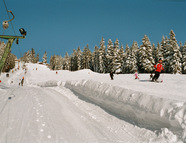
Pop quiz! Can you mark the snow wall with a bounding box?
[65,80,186,140]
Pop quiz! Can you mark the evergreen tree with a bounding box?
[50,55,62,70]
[160,36,166,61]
[50,55,56,70]
[156,42,163,63]
[123,44,130,73]
[131,41,139,71]
[138,35,154,73]
[71,49,78,71]
[63,52,70,70]
[180,41,183,52]
[118,44,125,73]
[113,39,121,72]
[21,51,30,63]
[99,37,107,73]
[31,48,36,63]
[106,39,115,72]
[131,41,139,55]
[55,55,63,70]
[129,41,139,73]
[92,46,99,72]
[76,47,82,70]
[42,51,47,64]
[168,30,182,74]
[35,54,39,63]
[81,44,92,69]
[182,41,186,74]
[152,43,158,63]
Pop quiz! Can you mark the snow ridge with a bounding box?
[65,79,186,141]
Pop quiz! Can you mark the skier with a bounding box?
[21,76,24,86]
[134,70,139,79]
[110,71,114,80]
[152,58,164,82]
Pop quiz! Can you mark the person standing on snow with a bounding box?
[21,76,24,86]
[134,70,139,79]
[152,58,164,82]
[110,71,114,80]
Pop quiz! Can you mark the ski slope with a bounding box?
[0,63,185,143]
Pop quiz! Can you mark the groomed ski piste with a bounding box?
[0,62,186,143]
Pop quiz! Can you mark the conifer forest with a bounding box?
[4,30,185,74]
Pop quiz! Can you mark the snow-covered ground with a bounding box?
[0,63,185,143]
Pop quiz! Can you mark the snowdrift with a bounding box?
[37,80,58,87]
[65,80,186,140]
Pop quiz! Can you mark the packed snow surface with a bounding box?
[0,63,186,143]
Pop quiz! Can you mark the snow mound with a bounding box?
[65,79,186,140]
[37,80,58,87]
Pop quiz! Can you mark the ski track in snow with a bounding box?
[0,63,185,143]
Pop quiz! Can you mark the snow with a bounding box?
[0,63,186,143]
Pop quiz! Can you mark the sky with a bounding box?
[0,0,186,61]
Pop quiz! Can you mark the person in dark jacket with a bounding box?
[21,76,24,86]
[110,71,114,80]
[152,58,164,81]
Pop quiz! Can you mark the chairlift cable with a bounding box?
[3,0,16,35]
[2,0,23,58]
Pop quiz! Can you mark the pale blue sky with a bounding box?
[0,0,186,61]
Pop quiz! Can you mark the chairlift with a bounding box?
[2,10,15,30]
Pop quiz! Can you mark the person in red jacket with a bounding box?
[152,58,164,81]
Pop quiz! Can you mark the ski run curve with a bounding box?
[0,63,185,143]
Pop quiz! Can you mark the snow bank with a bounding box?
[65,80,186,140]
[37,80,58,87]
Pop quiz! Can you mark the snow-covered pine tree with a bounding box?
[152,43,157,63]
[156,42,163,63]
[92,46,99,72]
[106,39,114,73]
[99,37,106,73]
[138,35,154,73]
[35,54,39,63]
[20,51,30,63]
[31,48,36,63]
[71,49,78,71]
[50,55,62,70]
[63,52,70,70]
[50,55,56,70]
[123,44,130,73]
[129,41,139,73]
[118,44,124,73]
[180,41,183,52]
[42,51,47,64]
[131,41,139,56]
[168,30,182,74]
[113,39,121,73]
[160,36,169,72]
[182,41,186,74]
[163,36,172,73]
[55,55,63,70]
[81,44,92,69]
[76,47,82,70]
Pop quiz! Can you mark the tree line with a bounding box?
[16,30,185,74]
[49,30,186,74]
